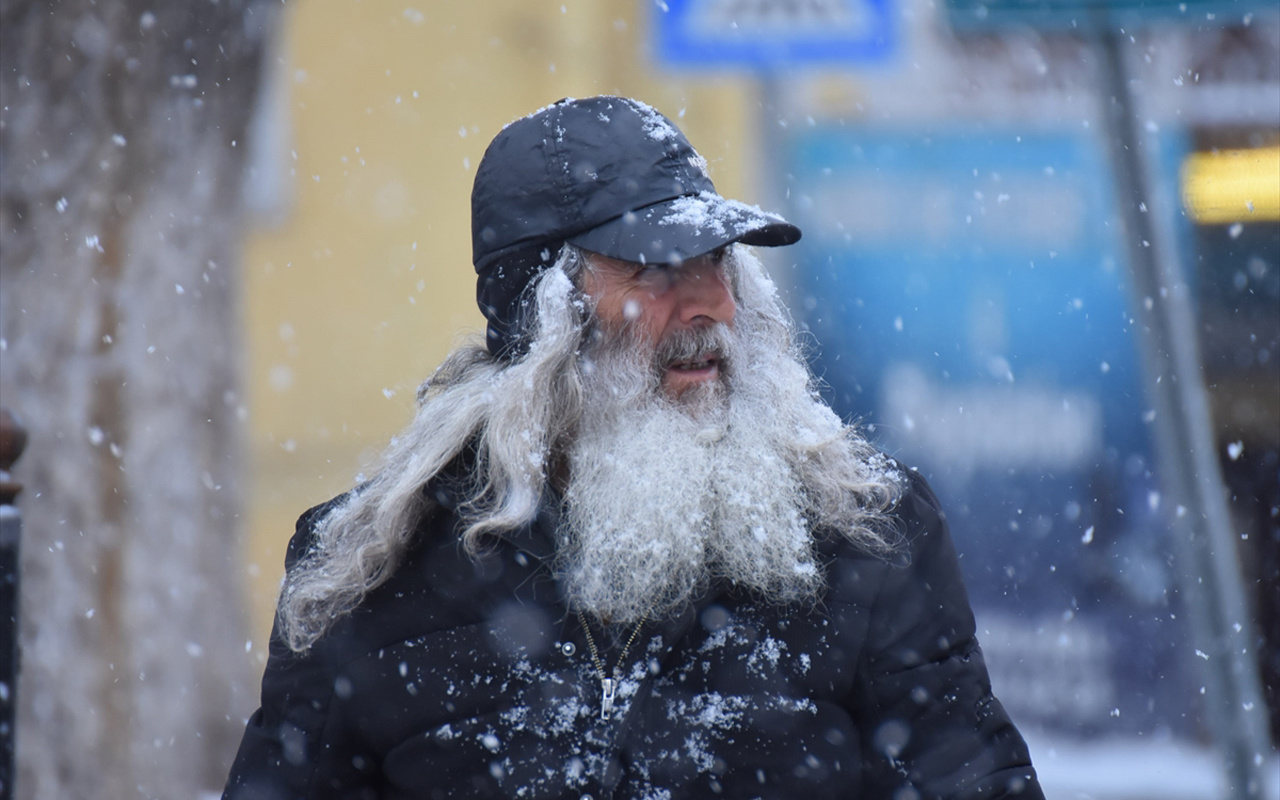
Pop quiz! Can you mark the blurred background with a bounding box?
[0,0,1276,798]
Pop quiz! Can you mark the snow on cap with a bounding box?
[472,96,801,357]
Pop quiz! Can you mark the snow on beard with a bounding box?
[558,318,822,625]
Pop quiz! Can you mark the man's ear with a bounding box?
[559,246,598,320]
[562,245,594,287]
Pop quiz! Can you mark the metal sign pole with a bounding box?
[1095,27,1272,799]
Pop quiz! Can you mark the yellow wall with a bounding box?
[241,1,759,646]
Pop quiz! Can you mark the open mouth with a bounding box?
[652,329,732,398]
[669,354,718,372]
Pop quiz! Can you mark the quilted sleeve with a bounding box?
[222,498,381,800]
[854,470,1044,800]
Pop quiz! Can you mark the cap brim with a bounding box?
[567,192,801,265]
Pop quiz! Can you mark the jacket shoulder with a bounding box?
[282,470,462,573]
[890,462,947,543]
[283,492,352,572]
[822,461,943,595]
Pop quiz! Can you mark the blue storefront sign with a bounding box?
[653,0,896,69]
[785,126,1202,739]
[945,0,1272,33]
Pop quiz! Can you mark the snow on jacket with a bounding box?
[224,465,1043,800]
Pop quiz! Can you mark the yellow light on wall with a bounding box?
[1181,145,1280,224]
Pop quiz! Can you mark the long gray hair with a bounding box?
[276,244,901,652]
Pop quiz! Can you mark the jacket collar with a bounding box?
[423,446,560,562]
[499,491,560,562]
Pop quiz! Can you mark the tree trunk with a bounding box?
[0,1,279,797]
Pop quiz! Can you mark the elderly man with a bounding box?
[224,96,1043,800]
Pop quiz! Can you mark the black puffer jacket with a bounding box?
[225,467,1042,800]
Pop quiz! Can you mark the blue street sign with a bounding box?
[653,0,895,70]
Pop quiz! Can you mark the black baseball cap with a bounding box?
[471,96,801,357]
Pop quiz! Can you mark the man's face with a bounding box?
[581,248,737,400]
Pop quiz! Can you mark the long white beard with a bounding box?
[557,322,823,624]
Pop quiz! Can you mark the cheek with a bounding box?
[632,296,679,341]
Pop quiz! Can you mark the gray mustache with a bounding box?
[654,325,734,371]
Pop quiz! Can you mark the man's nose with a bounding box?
[672,258,736,328]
